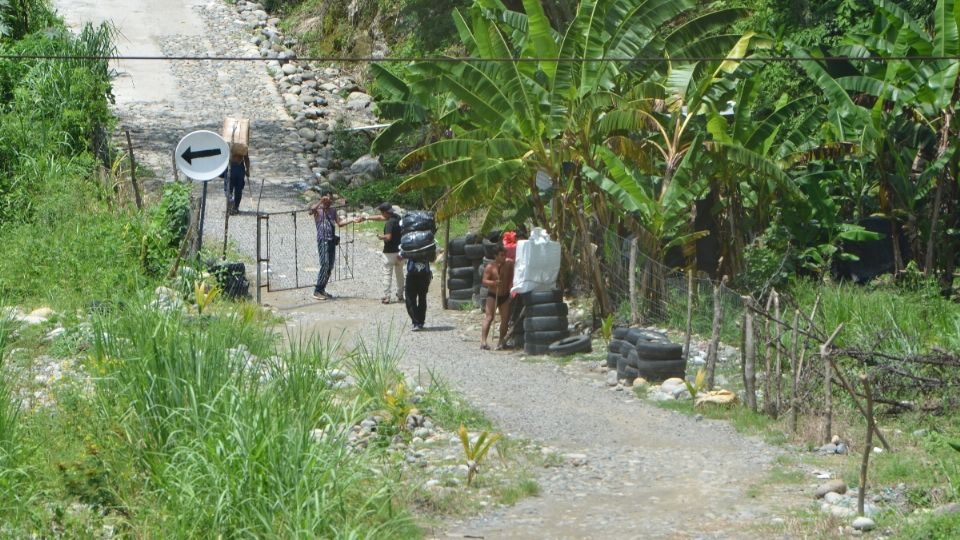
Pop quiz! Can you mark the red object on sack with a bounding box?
[502,231,517,259]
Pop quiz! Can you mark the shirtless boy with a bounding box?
[481,244,514,350]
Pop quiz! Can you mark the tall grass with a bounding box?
[791,279,960,353]
[89,302,418,538]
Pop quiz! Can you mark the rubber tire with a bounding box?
[449,288,474,301]
[606,352,621,368]
[612,326,630,340]
[625,328,669,345]
[608,338,631,355]
[523,316,568,332]
[524,289,563,306]
[525,329,570,345]
[525,302,567,318]
[482,238,499,258]
[617,357,639,381]
[448,237,467,256]
[524,341,550,355]
[448,254,471,268]
[634,338,683,360]
[548,335,592,356]
[635,359,687,382]
[446,298,473,310]
[448,267,473,279]
[447,278,472,290]
[464,243,485,259]
[624,349,640,367]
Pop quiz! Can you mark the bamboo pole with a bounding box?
[858,373,876,516]
[821,324,844,443]
[705,275,727,390]
[742,296,757,411]
[629,238,638,325]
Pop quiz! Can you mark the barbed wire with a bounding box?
[2,53,960,63]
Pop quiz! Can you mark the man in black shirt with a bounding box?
[374,202,405,303]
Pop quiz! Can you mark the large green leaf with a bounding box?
[663,9,746,58]
[521,0,559,80]
[933,0,959,56]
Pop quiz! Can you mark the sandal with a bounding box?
[381,297,390,304]
[480,344,491,351]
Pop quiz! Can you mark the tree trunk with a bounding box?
[629,238,639,325]
[742,296,757,412]
[705,276,727,390]
[925,107,954,275]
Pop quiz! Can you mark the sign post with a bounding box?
[174,130,230,255]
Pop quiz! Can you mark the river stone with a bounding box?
[851,517,875,531]
[606,370,618,386]
[281,63,298,75]
[933,502,960,515]
[349,155,383,177]
[815,479,848,498]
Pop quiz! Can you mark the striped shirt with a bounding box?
[314,207,337,241]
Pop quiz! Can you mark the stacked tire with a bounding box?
[446,234,478,310]
[399,211,438,263]
[608,328,685,383]
[521,288,570,355]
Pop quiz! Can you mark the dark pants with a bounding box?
[315,239,336,294]
[224,177,244,211]
[404,273,431,326]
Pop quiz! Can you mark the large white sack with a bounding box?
[511,227,561,294]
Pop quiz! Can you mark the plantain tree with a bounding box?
[374,0,749,313]
[793,0,960,290]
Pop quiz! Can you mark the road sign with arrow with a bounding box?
[174,130,230,181]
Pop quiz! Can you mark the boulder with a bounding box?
[348,155,383,177]
[815,479,848,498]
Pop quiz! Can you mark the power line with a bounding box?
[2,53,960,63]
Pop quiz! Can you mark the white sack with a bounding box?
[511,227,561,294]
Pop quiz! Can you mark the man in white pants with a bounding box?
[373,202,404,304]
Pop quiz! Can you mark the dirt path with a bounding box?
[54,1,805,537]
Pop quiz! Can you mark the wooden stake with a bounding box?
[790,309,800,433]
[684,270,695,364]
[441,218,450,310]
[774,291,782,418]
[858,373,875,516]
[629,237,638,324]
[742,296,757,412]
[124,129,143,210]
[826,355,891,451]
[705,275,727,390]
[821,324,844,443]
[763,291,775,416]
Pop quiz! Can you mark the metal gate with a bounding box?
[256,206,356,296]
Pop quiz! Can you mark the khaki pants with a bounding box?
[382,252,405,299]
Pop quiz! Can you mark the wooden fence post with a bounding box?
[821,324,844,443]
[124,129,143,210]
[763,291,775,416]
[742,296,757,411]
[705,275,727,390]
[790,309,800,433]
[774,291,782,417]
[684,270,695,364]
[858,373,876,517]
[629,237,638,324]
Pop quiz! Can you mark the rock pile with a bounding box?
[232,1,383,195]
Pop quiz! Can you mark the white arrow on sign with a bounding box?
[175,130,230,181]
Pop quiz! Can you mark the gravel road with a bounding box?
[53,1,807,537]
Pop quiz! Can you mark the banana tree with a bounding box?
[793,0,960,284]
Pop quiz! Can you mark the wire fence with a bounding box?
[261,206,357,292]
[598,230,745,343]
